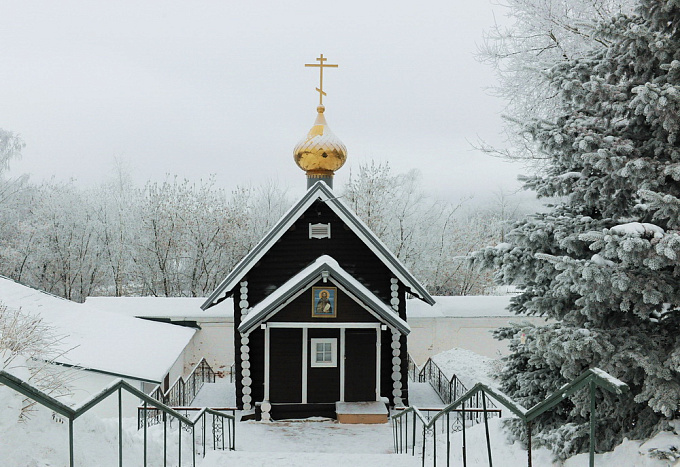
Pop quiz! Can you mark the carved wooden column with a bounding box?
[239,281,252,410]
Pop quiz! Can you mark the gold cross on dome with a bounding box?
[305,54,338,106]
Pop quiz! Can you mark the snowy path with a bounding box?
[408,381,445,408]
[201,450,419,466]
[201,417,419,466]
[192,378,236,407]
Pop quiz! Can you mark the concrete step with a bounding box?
[201,450,420,466]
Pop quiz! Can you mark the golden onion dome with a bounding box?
[293,105,347,176]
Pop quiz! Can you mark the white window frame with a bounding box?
[310,338,337,368]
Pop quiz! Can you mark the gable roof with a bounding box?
[238,255,410,335]
[0,276,195,383]
[202,181,435,310]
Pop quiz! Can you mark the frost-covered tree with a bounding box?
[0,130,35,279]
[95,162,142,296]
[29,182,106,301]
[474,0,680,457]
[478,0,635,161]
[344,161,502,295]
[0,301,74,416]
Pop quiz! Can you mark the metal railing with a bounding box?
[138,405,236,430]
[150,358,216,408]
[392,368,629,467]
[408,354,421,382]
[136,405,236,458]
[417,356,497,414]
[0,369,236,467]
[420,358,466,404]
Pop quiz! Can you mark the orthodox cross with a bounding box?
[305,54,338,106]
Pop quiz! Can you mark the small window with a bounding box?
[310,338,337,367]
[309,223,331,239]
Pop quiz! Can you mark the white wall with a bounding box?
[183,315,548,371]
[407,316,548,365]
[183,319,234,376]
[62,367,151,418]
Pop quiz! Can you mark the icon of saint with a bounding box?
[315,290,333,314]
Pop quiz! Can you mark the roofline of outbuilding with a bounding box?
[50,361,162,384]
[202,181,434,310]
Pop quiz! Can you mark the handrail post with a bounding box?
[69,417,74,467]
[590,380,596,467]
[446,412,450,467]
[421,423,426,467]
[163,412,167,467]
[143,401,148,467]
[118,387,123,467]
[527,421,532,467]
[482,391,492,467]
[405,412,408,453]
[462,406,467,467]
[433,423,437,467]
[192,425,196,467]
[412,413,417,456]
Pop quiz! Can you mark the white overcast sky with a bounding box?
[2,0,528,202]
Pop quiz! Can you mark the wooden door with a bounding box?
[344,329,377,402]
[307,329,340,403]
[269,328,303,403]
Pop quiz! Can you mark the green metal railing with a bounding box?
[392,367,629,467]
[150,358,216,408]
[0,369,235,467]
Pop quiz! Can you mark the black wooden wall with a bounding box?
[232,199,411,410]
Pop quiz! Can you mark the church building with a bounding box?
[200,55,434,421]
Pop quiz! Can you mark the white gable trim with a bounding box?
[237,256,410,335]
[202,181,434,310]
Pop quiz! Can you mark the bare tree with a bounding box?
[343,161,502,295]
[1,302,76,417]
[477,0,634,161]
[27,183,106,301]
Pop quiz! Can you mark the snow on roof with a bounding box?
[407,295,517,318]
[85,296,233,321]
[239,255,410,335]
[202,181,435,310]
[0,276,195,383]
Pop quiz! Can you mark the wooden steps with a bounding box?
[335,401,388,424]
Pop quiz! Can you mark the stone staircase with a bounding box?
[201,450,419,466]
[191,378,236,407]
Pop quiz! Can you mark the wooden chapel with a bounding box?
[200,55,435,421]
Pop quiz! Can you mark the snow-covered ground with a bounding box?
[192,379,236,407]
[409,381,446,408]
[203,417,417,466]
[3,349,680,465]
[4,395,677,467]
[430,346,499,389]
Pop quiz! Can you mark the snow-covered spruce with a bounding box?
[473,0,680,460]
